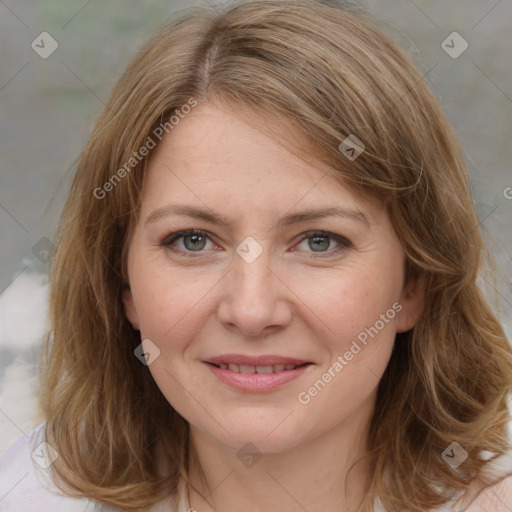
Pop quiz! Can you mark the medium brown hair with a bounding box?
[39,0,512,510]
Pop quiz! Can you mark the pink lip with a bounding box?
[204,354,310,366]
[203,357,313,392]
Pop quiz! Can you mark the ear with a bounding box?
[122,288,140,331]
[396,273,425,333]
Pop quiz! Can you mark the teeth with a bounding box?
[256,365,274,374]
[217,363,299,373]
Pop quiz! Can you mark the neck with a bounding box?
[186,394,375,512]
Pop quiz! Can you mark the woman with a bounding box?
[1,0,512,510]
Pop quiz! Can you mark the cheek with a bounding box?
[303,265,401,349]
[132,271,209,419]
[297,272,399,432]
[130,261,210,347]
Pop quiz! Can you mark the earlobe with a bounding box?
[122,289,140,330]
[396,273,425,333]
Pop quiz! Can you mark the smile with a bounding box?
[209,363,302,373]
[202,355,313,392]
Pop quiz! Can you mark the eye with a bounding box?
[161,229,215,257]
[160,229,352,258]
[294,231,352,256]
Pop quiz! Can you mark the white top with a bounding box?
[2,422,512,511]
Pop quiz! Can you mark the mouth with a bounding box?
[206,362,308,373]
[202,355,314,392]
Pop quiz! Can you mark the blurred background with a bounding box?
[1,0,511,452]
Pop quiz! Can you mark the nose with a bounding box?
[216,244,292,339]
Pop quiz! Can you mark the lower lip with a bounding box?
[204,362,312,392]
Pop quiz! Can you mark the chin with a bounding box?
[199,414,310,455]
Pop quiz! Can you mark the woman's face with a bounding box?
[123,102,423,453]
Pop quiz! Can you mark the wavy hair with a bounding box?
[39,0,512,510]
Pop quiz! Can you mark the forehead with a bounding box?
[151,102,321,177]
[140,101,382,223]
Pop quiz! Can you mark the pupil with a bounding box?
[310,236,329,251]
[184,235,206,251]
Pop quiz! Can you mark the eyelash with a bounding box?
[160,229,352,258]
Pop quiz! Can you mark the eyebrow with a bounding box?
[144,204,371,229]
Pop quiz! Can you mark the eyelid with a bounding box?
[160,229,352,257]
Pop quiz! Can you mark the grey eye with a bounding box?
[182,234,208,251]
[307,235,331,252]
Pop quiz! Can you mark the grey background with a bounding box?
[1,0,511,451]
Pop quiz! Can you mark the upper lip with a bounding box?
[204,354,311,366]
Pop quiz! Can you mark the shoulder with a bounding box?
[0,422,182,512]
[451,440,512,512]
[373,451,512,512]
[373,473,512,512]
[462,473,512,511]
[0,422,113,511]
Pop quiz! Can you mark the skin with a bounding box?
[122,101,424,512]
